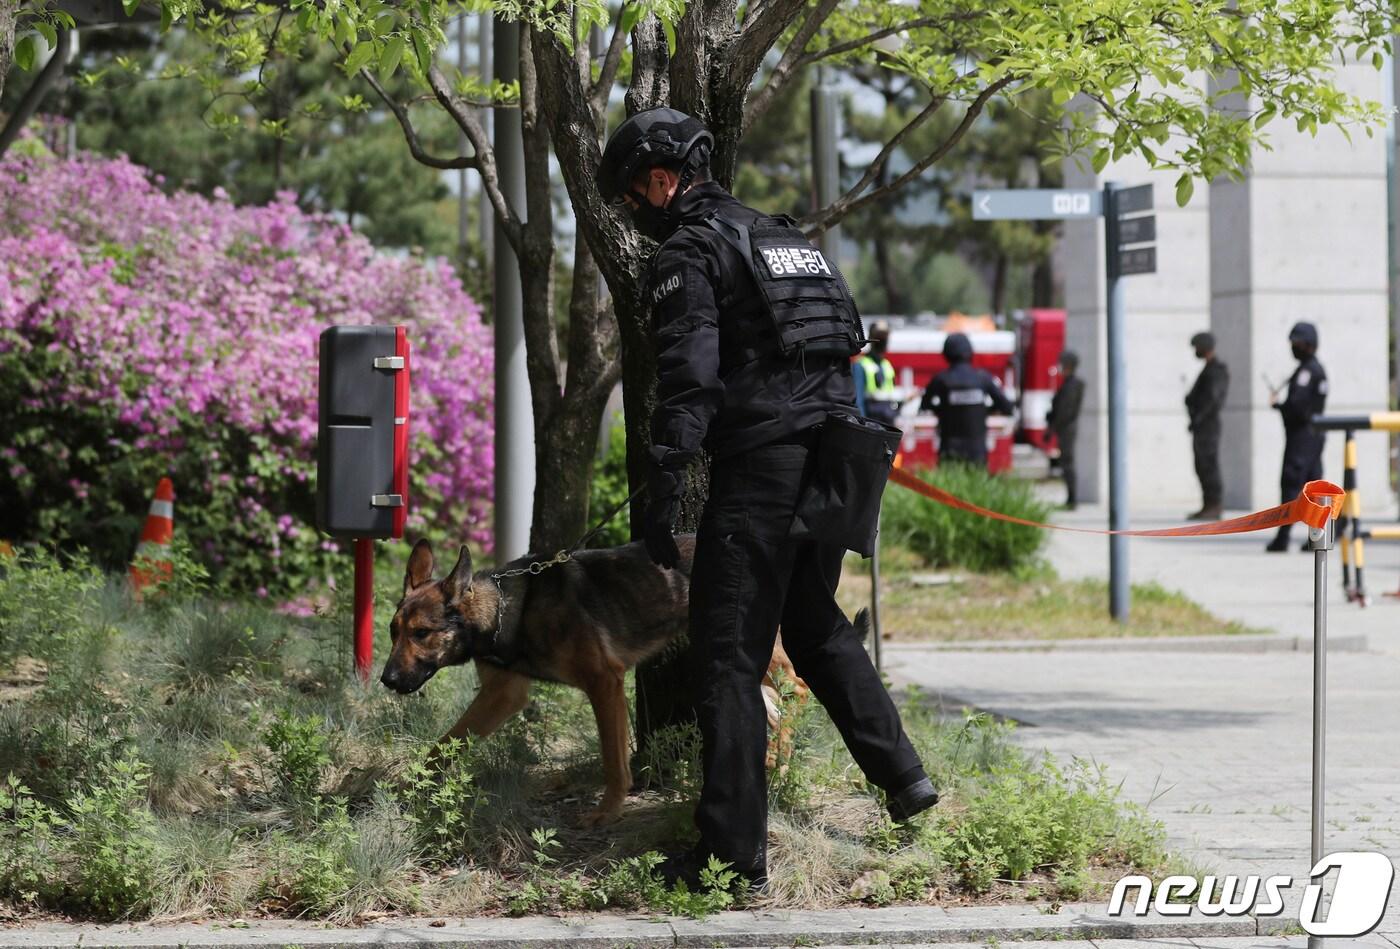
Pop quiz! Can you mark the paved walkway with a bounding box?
[886,500,1400,937]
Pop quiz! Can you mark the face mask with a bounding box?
[627,192,673,242]
[1291,342,1308,361]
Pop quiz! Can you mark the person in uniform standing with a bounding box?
[854,320,900,425]
[1265,321,1327,552]
[919,332,1015,467]
[596,108,938,889]
[1185,332,1229,520]
[1046,350,1084,509]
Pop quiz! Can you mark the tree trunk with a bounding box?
[991,254,1008,316]
[0,0,17,105]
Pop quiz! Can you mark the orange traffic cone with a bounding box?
[130,477,174,593]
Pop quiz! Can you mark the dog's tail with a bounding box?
[853,607,871,642]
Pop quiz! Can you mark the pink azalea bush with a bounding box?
[0,152,493,594]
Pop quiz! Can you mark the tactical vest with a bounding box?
[703,211,864,364]
[858,356,896,399]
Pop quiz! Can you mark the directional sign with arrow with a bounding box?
[971,189,1103,220]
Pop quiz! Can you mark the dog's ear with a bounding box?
[404,539,436,596]
[441,544,474,604]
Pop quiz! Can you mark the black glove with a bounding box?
[643,495,681,568]
[643,462,685,569]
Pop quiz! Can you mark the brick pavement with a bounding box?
[884,500,1400,935]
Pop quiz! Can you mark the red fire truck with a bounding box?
[862,309,1066,472]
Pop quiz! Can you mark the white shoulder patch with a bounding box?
[1296,369,1310,387]
[1317,379,1328,395]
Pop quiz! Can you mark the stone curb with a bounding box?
[0,903,1280,949]
[883,634,1367,654]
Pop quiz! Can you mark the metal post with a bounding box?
[810,68,842,263]
[353,538,374,681]
[493,18,533,561]
[478,12,494,260]
[869,512,884,673]
[1103,182,1130,620]
[1308,515,1334,949]
[457,14,470,249]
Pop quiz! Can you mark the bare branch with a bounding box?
[744,0,840,127]
[518,23,563,410]
[572,5,589,88]
[360,69,478,171]
[728,0,806,92]
[590,3,630,116]
[803,75,1017,234]
[426,64,523,253]
[798,15,951,68]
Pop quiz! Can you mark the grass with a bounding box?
[0,546,1172,922]
[837,548,1264,642]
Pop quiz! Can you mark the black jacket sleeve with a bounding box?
[648,234,724,466]
[983,373,1016,415]
[1277,360,1327,431]
[1050,378,1083,434]
[919,376,944,414]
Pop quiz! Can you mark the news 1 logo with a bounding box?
[1109,852,1395,936]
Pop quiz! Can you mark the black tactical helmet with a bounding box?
[596,108,714,205]
[943,332,973,363]
[1190,331,1216,351]
[1288,321,1318,346]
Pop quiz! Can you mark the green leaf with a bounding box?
[13,35,37,72]
[122,0,140,15]
[619,3,643,37]
[1091,146,1110,174]
[1374,52,1385,71]
[412,29,432,75]
[1175,173,1194,207]
[35,21,57,49]
[160,2,173,32]
[379,36,405,81]
[1255,105,1276,129]
[344,40,376,74]
[661,19,677,57]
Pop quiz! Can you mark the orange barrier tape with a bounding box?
[888,468,1343,537]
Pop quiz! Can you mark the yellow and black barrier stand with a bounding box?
[1312,411,1400,605]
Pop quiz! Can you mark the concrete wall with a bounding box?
[1063,64,1391,517]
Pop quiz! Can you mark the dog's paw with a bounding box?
[580,804,623,827]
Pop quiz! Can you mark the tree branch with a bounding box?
[728,0,806,93]
[425,64,523,253]
[589,2,630,116]
[743,0,840,127]
[625,14,669,113]
[518,22,562,412]
[360,69,478,171]
[802,75,1016,235]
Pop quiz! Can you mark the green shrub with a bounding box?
[0,546,106,664]
[880,464,1048,572]
[586,415,632,549]
[261,710,330,821]
[66,753,160,918]
[391,738,479,860]
[0,774,61,906]
[260,800,356,915]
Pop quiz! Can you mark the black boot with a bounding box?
[1265,531,1291,552]
[887,775,940,822]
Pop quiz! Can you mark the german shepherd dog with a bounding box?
[382,536,805,826]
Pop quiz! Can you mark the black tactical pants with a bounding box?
[939,434,987,467]
[1057,426,1078,506]
[689,435,926,873]
[1192,422,1223,508]
[1273,429,1325,543]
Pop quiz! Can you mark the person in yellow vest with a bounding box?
[854,320,900,425]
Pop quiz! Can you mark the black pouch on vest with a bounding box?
[790,411,902,557]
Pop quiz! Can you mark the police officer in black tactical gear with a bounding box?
[1185,332,1229,521]
[1046,350,1084,510]
[918,332,1015,467]
[596,108,937,890]
[1265,321,1328,553]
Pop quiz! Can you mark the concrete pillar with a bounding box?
[1210,62,1390,515]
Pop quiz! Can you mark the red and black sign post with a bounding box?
[316,325,411,680]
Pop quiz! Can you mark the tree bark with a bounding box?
[0,0,16,105]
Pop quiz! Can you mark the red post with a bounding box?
[354,538,374,681]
